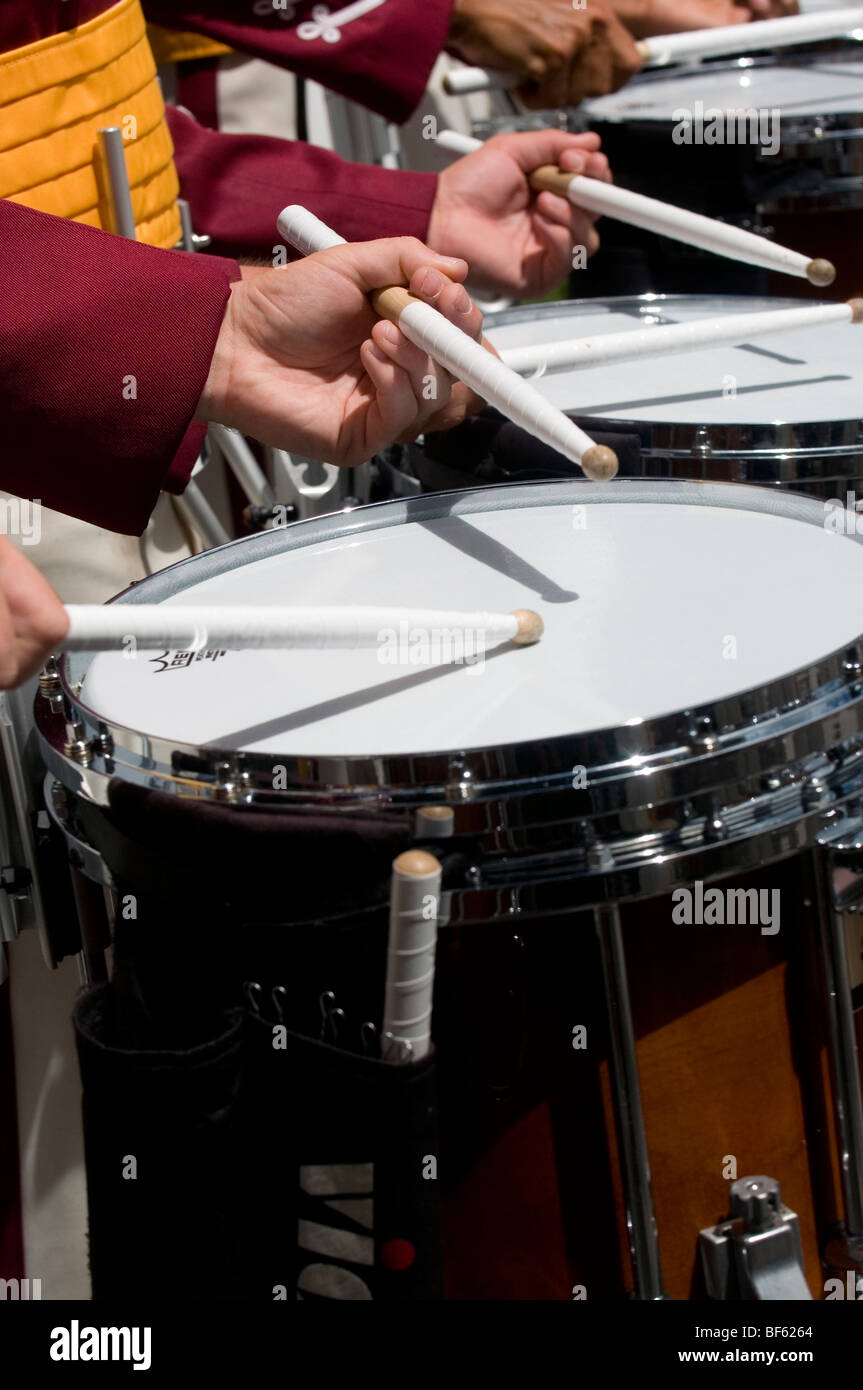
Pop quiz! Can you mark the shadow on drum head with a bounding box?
[578,374,851,420]
[205,642,520,749]
[418,515,579,604]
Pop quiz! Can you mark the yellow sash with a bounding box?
[0,0,181,248]
[147,25,231,65]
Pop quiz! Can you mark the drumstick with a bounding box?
[60,604,545,652]
[443,7,863,91]
[497,299,863,376]
[382,850,442,1063]
[435,131,835,287]
[276,205,619,482]
[639,6,863,68]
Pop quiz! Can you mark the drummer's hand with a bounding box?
[613,0,752,36]
[448,0,643,106]
[197,240,486,464]
[428,131,611,297]
[744,0,798,14]
[0,538,68,690]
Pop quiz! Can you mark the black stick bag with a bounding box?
[73,983,249,1301]
[240,1008,442,1302]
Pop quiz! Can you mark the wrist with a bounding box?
[195,288,239,427]
[425,192,448,264]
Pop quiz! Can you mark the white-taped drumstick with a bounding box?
[639,6,863,68]
[497,299,863,377]
[443,7,863,91]
[382,850,442,1063]
[276,205,619,481]
[61,604,544,652]
[435,131,836,288]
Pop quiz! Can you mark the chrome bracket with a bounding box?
[699,1176,812,1301]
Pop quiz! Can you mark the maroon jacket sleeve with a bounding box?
[145,0,454,124]
[167,105,438,259]
[0,201,240,535]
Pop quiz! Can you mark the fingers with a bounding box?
[362,263,486,440]
[485,129,601,175]
[560,147,612,184]
[533,191,601,253]
[408,267,484,343]
[361,333,443,441]
[0,536,68,689]
[0,583,17,690]
[324,237,469,299]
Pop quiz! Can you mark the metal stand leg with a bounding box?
[811,845,863,1262]
[595,904,668,1300]
[175,460,231,551]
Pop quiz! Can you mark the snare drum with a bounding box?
[477,294,863,501]
[581,47,863,299]
[37,480,863,1300]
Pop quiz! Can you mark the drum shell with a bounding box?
[465,298,863,502]
[579,50,863,300]
[435,854,842,1301]
[61,788,842,1301]
[35,480,863,1300]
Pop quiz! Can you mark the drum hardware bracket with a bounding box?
[0,866,31,944]
[698,1176,812,1301]
[214,761,251,804]
[43,775,111,889]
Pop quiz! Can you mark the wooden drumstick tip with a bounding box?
[510,609,544,646]
[849,299,863,324]
[807,259,836,288]
[393,849,441,878]
[581,445,619,482]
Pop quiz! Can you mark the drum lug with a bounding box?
[843,646,863,679]
[816,809,863,861]
[38,658,61,697]
[802,774,832,811]
[698,1176,812,1301]
[684,713,716,755]
[64,720,91,766]
[587,839,615,872]
[214,760,250,803]
[704,813,728,844]
[694,427,712,458]
[446,758,477,802]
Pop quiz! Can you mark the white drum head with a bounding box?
[483,296,863,427]
[79,485,863,758]
[584,55,863,122]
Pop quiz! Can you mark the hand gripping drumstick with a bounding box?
[382,850,442,1063]
[497,299,863,377]
[276,205,619,482]
[444,7,863,90]
[60,604,544,652]
[436,131,835,288]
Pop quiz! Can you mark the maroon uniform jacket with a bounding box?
[0,1,451,533]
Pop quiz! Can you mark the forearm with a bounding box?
[0,200,239,535]
[168,106,439,258]
[144,0,455,123]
